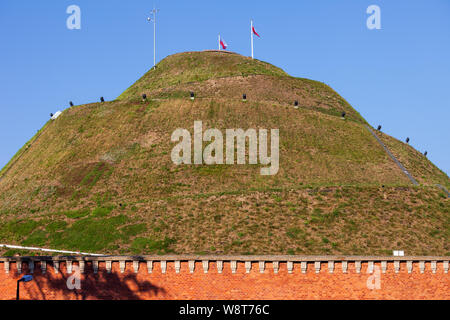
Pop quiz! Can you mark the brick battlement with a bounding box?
[1,255,449,274]
[0,255,449,299]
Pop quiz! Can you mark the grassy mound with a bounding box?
[0,51,448,256]
[119,51,288,99]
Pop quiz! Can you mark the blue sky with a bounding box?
[0,0,449,175]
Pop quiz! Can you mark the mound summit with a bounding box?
[0,51,448,256]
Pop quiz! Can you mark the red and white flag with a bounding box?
[252,26,260,38]
[220,37,228,50]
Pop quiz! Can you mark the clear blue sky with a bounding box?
[0,0,449,175]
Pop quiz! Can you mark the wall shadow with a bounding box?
[17,259,167,300]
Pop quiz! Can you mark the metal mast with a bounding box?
[147,6,159,69]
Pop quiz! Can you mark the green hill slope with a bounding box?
[0,51,448,256]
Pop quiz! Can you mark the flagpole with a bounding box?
[153,7,156,68]
[218,34,221,51]
[251,19,254,59]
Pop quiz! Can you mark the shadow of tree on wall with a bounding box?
[17,259,167,300]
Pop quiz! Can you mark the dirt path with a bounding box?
[365,125,419,186]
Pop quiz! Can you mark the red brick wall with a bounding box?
[0,261,448,300]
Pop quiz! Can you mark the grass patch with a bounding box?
[92,206,114,217]
[63,209,90,219]
[49,215,129,252]
[131,236,176,254]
